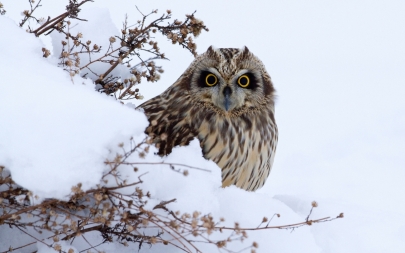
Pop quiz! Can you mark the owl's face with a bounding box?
[187,47,275,114]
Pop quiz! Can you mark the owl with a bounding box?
[138,46,277,191]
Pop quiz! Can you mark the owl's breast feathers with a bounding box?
[192,103,277,191]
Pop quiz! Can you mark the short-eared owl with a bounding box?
[138,46,277,191]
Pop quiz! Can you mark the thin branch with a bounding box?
[111,162,211,173]
[19,0,43,27]
[0,199,59,222]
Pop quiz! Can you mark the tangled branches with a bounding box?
[20,0,208,101]
[0,137,344,253]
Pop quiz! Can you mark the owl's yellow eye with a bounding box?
[205,73,218,87]
[237,75,250,88]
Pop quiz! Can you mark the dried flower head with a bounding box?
[42,47,50,58]
[53,244,61,251]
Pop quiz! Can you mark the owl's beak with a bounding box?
[223,86,232,111]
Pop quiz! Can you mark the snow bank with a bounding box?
[0,16,148,200]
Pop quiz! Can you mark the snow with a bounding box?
[0,16,147,200]
[1,0,405,252]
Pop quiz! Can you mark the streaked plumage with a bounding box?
[138,46,277,191]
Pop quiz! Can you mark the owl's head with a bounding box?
[184,46,275,115]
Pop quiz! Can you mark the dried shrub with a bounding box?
[20,0,208,101]
[0,139,343,253]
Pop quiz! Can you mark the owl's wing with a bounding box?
[137,93,197,156]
